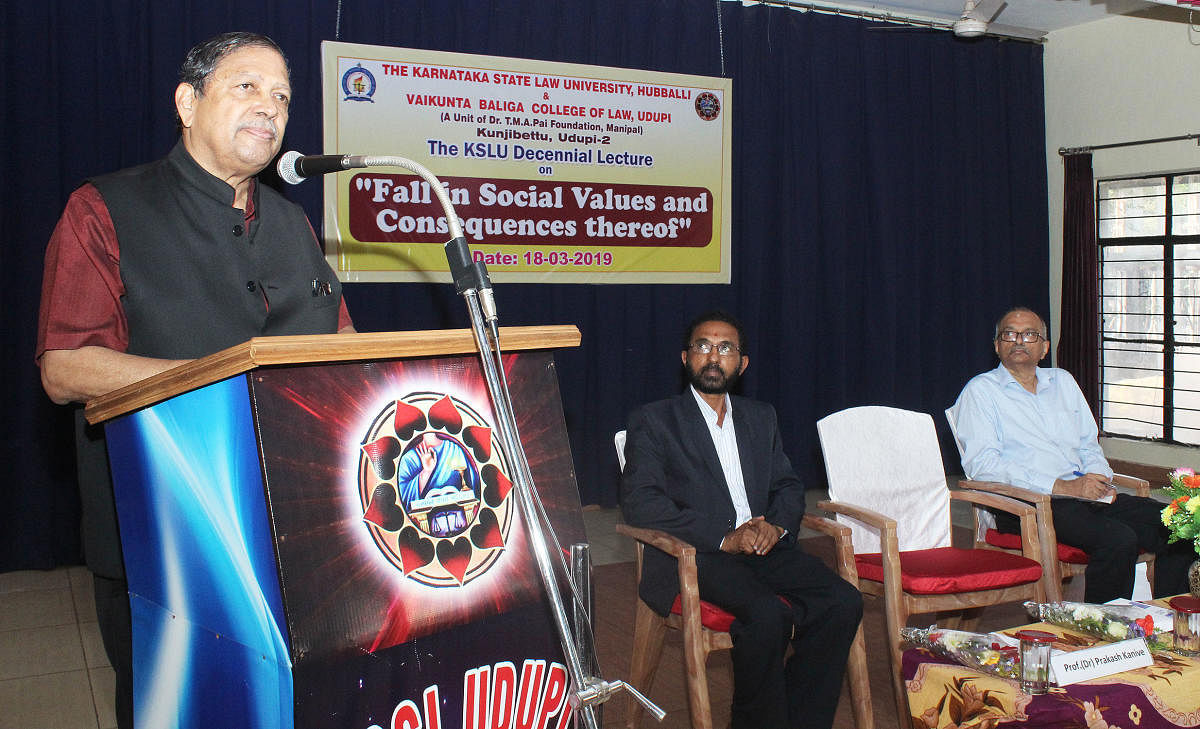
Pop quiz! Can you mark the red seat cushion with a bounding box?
[667,594,791,633]
[985,529,1090,564]
[669,595,737,632]
[854,547,1043,595]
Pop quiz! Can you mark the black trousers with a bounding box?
[77,411,133,729]
[94,574,133,729]
[693,542,862,729]
[995,493,1193,603]
[75,411,124,579]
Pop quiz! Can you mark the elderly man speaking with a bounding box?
[36,32,354,728]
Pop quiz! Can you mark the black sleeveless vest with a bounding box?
[91,141,342,359]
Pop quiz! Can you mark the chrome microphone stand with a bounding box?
[352,155,665,728]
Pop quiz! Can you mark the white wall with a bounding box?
[1044,13,1200,470]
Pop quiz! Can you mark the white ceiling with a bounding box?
[795,0,1195,37]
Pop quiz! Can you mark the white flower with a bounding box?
[1106,622,1128,639]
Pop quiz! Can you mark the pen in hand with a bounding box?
[1073,470,1116,501]
[1072,470,1113,486]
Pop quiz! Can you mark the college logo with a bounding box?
[359,393,514,586]
[342,63,377,102]
[695,92,721,121]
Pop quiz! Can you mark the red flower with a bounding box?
[1135,615,1154,637]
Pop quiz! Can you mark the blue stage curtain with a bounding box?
[2,0,1048,571]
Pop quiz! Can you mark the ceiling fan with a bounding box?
[951,0,1044,40]
[863,0,1046,41]
[952,0,1001,37]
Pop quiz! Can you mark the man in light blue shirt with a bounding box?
[951,307,1190,602]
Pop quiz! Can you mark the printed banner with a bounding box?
[320,41,732,283]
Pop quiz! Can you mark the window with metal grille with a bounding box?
[1098,173,1200,445]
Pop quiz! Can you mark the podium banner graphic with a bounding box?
[106,350,586,728]
[321,40,732,283]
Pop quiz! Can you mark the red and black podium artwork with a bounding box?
[90,328,586,729]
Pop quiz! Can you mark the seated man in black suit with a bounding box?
[619,309,863,729]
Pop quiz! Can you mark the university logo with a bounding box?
[359,393,514,586]
[695,92,721,121]
[342,63,377,102]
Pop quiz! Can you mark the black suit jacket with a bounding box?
[619,391,807,614]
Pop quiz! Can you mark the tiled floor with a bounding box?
[0,565,116,729]
[0,490,968,729]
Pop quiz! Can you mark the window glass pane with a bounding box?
[1172,175,1200,235]
[1172,425,1200,446]
[1175,346,1200,445]
[1102,341,1163,381]
[1100,407,1163,439]
[1099,178,1165,238]
[1099,178,1165,200]
[1102,245,1163,339]
[1101,341,1162,438]
[1173,391,1200,413]
[1099,172,1200,444]
[1175,243,1200,345]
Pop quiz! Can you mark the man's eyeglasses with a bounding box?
[998,330,1045,344]
[689,340,741,356]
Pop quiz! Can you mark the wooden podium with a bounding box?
[86,326,586,729]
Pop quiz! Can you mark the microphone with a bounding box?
[276,151,367,184]
[278,151,499,324]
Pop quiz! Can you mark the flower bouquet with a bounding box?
[1161,467,1200,556]
[901,626,1020,679]
[1023,601,1171,650]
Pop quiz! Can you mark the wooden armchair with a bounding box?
[816,406,1048,724]
[944,406,1156,601]
[958,475,1156,601]
[613,430,871,729]
[615,516,872,729]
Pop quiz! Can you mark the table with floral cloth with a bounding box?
[903,617,1200,729]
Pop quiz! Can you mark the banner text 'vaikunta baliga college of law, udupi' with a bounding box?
[321,41,732,284]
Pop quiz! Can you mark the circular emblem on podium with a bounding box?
[358,393,514,586]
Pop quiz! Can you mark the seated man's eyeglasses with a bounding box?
[690,340,741,356]
[998,329,1045,343]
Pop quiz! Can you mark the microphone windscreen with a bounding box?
[277,150,305,185]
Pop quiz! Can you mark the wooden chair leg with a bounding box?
[883,596,910,725]
[680,627,713,729]
[1046,565,1066,602]
[627,601,668,729]
[845,622,874,729]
